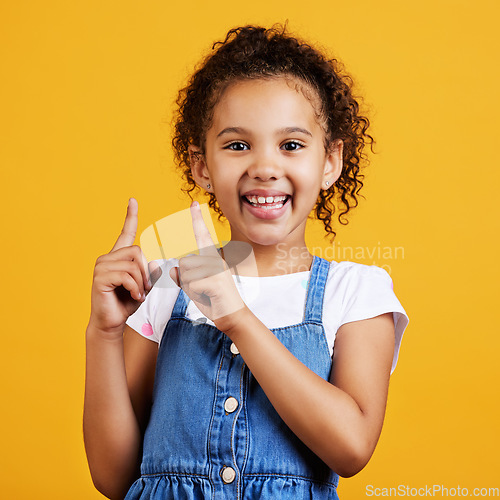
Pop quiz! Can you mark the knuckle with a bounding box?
[132,245,144,260]
[132,258,143,273]
[122,261,133,275]
[93,260,104,275]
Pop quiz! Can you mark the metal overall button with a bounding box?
[220,466,236,484]
[224,397,239,414]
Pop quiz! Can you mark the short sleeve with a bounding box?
[340,265,409,374]
[125,288,160,343]
[125,258,173,344]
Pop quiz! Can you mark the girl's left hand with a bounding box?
[169,201,248,333]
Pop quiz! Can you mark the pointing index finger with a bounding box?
[111,197,138,252]
[190,201,219,257]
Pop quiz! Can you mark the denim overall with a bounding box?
[125,255,340,499]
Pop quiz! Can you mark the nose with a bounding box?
[246,147,284,182]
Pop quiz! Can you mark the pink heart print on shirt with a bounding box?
[141,323,154,337]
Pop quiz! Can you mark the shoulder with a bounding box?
[322,259,404,332]
[321,259,409,374]
[324,259,393,291]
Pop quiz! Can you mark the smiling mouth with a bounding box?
[241,195,291,209]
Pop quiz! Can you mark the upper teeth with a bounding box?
[245,195,288,204]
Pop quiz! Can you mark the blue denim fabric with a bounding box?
[125,255,340,499]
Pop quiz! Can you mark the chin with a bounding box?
[244,228,287,247]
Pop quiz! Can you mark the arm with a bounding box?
[176,202,395,476]
[83,198,161,498]
[223,308,395,477]
[84,321,157,499]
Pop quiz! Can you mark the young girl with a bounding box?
[84,24,409,499]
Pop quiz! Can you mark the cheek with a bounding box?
[294,169,324,201]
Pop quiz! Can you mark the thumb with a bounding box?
[169,266,180,288]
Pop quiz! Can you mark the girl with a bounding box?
[84,24,409,499]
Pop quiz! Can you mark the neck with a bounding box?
[220,240,313,277]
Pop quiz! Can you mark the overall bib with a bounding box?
[125,255,340,499]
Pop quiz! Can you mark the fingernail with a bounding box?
[192,201,199,208]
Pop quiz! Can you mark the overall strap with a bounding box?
[170,287,189,319]
[303,255,331,323]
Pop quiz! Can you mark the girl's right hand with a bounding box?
[88,197,162,340]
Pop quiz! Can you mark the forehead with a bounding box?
[209,77,324,133]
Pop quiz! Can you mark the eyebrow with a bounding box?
[216,126,313,138]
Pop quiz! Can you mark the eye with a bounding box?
[224,141,249,151]
[281,141,305,152]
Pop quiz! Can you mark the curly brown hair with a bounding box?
[171,23,375,243]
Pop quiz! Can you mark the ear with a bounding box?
[188,145,211,192]
[322,139,343,189]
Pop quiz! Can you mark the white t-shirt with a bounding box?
[126,258,409,374]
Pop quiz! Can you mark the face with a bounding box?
[190,77,343,249]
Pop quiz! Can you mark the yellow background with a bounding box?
[1,0,499,497]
